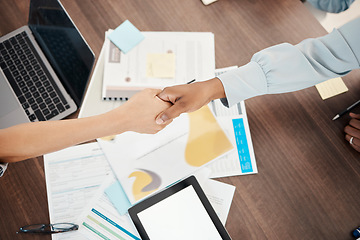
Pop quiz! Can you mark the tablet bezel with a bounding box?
[128,175,232,240]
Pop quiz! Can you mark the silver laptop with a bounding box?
[0,0,94,129]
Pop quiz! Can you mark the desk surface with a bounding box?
[1,0,360,239]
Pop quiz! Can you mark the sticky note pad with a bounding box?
[105,180,132,215]
[146,53,176,78]
[108,20,145,54]
[315,77,348,100]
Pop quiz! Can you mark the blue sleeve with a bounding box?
[217,17,360,107]
[307,0,355,13]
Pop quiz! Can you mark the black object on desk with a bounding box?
[17,223,78,234]
[128,175,232,240]
[332,99,360,120]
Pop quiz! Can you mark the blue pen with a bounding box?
[352,226,360,238]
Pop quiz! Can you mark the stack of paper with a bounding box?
[44,143,236,240]
[98,105,234,204]
[102,31,215,100]
[44,21,259,239]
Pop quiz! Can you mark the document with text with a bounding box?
[102,31,215,99]
[44,142,112,240]
[207,66,258,178]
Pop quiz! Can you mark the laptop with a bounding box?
[0,0,94,129]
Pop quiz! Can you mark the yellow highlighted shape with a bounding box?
[129,171,158,201]
[146,53,175,78]
[99,135,116,141]
[315,77,348,100]
[185,106,233,167]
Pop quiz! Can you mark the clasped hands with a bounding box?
[118,78,225,134]
[124,78,360,153]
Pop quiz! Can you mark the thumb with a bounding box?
[157,88,175,103]
[156,104,185,125]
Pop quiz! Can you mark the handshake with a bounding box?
[0,78,225,163]
[2,77,359,164]
[111,78,226,134]
[116,77,360,154]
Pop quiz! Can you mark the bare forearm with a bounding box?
[0,88,171,163]
[0,112,124,163]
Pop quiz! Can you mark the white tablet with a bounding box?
[128,175,232,240]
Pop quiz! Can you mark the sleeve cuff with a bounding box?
[0,163,8,177]
[216,61,267,107]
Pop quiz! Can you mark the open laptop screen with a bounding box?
[28,0,94,106]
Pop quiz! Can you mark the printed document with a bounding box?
[79,176,140,240]
[44,142,112,240]
[207,67,258,178]
[98,105,234,204]
[102,31,215,99]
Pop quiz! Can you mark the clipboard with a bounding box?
[128,175,232,240]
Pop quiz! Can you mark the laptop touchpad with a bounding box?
[0,72,21,118]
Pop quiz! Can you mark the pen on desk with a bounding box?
[332,99,360,121]
[187,79,196,84]
[352,226,360,238]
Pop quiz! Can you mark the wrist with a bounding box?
[204,78,226,100]
[101,108,129,135]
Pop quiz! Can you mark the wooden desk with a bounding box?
[1,0,359,239]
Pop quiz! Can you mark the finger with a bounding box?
[345,134,360,150]
[349,118,360,130]
[152,119,173,133]
[161,119,173,127]
[154,95,172,108]
[155,102,187,124]
[344,125,360,139]
[157,88,177,103]
[349,112,360,120]
[351,144,360,152]
[149,88,162,96]
[348,136,360,152]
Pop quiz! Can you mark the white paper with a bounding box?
[198,178,235,225]
[207,67,258,178]
[79,43,257,180]
[79,38,124,119]
[79,176,140,240]
[102,31,215,99]
[98,105,234,204]
[44,142,112,240]
[80,169,234,240]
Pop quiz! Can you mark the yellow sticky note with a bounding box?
[315,77,348,100]
[146,53,175,78]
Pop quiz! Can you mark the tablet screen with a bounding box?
[129,176,231,240]
[138,185,222,239]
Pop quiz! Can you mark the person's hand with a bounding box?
[106,89,172,134]
[344,112,360,152]
[155,78,226,124]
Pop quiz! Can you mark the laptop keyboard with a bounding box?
[0,31,70,122]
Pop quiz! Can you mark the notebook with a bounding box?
[0,0,94,129]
